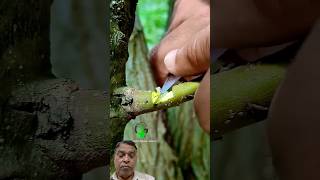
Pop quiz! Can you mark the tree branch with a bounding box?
[111,82,199,119]
[211,62,287,139]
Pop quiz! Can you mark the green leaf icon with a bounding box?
[136,124,146,139]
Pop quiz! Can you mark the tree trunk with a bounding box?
[0,1,109,179]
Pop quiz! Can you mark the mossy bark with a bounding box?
[108,0,138,158]
[110,0,137,91]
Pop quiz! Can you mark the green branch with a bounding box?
[111,82,199,119]
[212,62,287,139]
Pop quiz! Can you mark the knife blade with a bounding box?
[160,49,226,95]
[160,74,181,94]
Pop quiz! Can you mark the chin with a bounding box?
[119,170,133,177]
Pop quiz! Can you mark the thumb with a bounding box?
[164,25,210,76]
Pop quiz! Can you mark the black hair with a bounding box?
[115,140,137,150]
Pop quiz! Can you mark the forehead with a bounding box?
[116,143,136,153]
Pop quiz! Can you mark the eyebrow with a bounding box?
[117,150,136,154]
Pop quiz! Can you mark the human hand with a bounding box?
[150,0,210,133]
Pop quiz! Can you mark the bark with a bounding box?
[0,1,108,179]
[110,0,137,91]
[108,0,138,160]
[1,79,108,179]
[0,0,54,104]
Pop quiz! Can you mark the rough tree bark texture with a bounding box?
[108,0,138,158]
[0,1,109,179]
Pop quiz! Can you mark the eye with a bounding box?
[129,153,134,158]
[118,152,124,157]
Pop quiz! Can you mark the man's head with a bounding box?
[114,140,137,179]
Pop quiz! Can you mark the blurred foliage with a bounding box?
[137,0,169,50]
[167,104,210,179]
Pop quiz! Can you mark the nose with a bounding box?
[123,154,130,163]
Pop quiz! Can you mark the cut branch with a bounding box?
[111,82,199,119]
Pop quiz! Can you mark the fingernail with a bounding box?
[184,75,202,81]
[164,49,178,73]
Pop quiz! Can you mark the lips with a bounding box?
[120,166,131,169]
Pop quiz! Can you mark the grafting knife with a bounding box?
[160,48,227,94]
[160,74,181,94]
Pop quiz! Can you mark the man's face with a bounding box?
[114,143,137,179]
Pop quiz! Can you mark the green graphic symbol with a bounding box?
[135,123,148,139]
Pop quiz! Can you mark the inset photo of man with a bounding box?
[111,140,155,180]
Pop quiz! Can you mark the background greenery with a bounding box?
[137,0,169,50]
